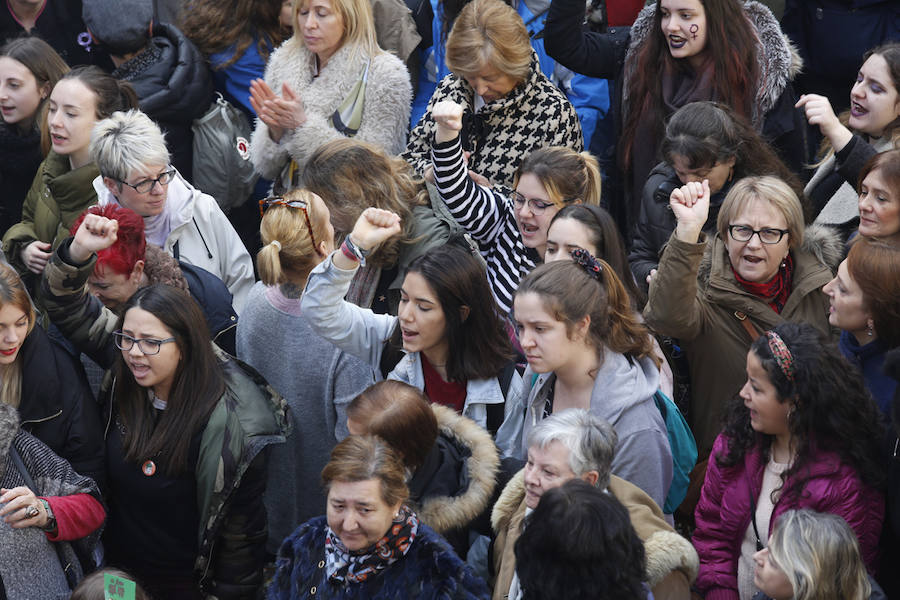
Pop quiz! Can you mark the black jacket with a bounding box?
[18,323,104,487]
[408,405,499,559]
[0,122,42,236]
[113,22,214,180]
[180,261,238,355]
[628,162,730,291]
[0,0,113,68]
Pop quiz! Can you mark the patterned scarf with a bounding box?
[732,254,794,314]
[324,504,419,583]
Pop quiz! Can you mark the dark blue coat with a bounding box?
[267,517,489,600]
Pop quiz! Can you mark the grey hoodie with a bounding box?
[500,352,672,510]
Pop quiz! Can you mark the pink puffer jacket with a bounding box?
[693,434,884,600]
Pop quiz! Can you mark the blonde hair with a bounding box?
[257,189,332,285]
[768,509,870,600]
[445,0,532,83]
[0,263,35,408]
[290,0,380,58]
[716,176,805,250]
[515,147,602,208]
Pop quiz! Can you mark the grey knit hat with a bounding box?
[82,0,154,56]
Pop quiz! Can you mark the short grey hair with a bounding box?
[90,109,170,182]
[526,409,618,489]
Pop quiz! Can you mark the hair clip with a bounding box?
[571,248,602,280]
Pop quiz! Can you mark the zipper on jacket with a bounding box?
[20,409,63,425]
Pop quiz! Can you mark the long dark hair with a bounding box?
[112,285,225,475]
[405,240,512,382]
[718,322,885,500]
[515,479,646,599]
[621,0,758,172]
[661,101,807,215]
[549,204,644,308]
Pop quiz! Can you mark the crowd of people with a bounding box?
[0,0,898,598]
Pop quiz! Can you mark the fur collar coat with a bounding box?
[250,39,412,180]
[625,1,802,127]
[410,404,499,557]
[490,470,699,600]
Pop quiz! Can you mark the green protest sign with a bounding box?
[103,573,136,600]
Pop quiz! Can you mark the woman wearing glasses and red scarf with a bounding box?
[643,176,840,480]
[39,212,289,600]
[692,322,884,600]
[428,99,602,317]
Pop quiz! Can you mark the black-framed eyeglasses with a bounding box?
[113,331,176,355]
[728,225,790,245]
[511,191,567,215]
[258,197,317,249]
[118,169,176,194]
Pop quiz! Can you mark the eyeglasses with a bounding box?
[510,191,561,215]
[259,197,317,249]
[113,331,176,355]
[728,225,790,245]
[118,169,176,194]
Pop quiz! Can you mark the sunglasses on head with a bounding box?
[259,197,317,249]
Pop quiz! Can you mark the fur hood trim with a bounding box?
[626,1,801,121]
[491,468,525,533]
[416,404,499,533]
[697,222,843,286]
[644,529,700,587]
[0,403,19,478]
[490,470,699,587]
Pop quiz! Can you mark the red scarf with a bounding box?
[732,254,794,314]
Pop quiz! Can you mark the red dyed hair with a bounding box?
[621,0,758,172]
[70,204,146,276]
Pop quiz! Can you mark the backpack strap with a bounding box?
[379,323,405,380]
[485,361,517,436]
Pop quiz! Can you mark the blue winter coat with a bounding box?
[267,516,490,599]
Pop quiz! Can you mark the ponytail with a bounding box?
[257,189,329,286]
[515,147,602,207]
[578,151,602,205]
[114,79,139,114]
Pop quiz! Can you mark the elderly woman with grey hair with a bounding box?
[491,409,698,600]
[89,109,254,312]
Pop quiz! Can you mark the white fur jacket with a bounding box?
[250,40,412,180]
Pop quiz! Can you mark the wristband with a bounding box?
[343,235,370,268]
[340,240,358,263]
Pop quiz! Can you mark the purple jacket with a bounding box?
[693,434,884,600]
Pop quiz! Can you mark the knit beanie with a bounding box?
[82,0,154,56]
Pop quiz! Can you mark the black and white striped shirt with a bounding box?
[432,137,539,315]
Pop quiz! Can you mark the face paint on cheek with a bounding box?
[690,24,698,39]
